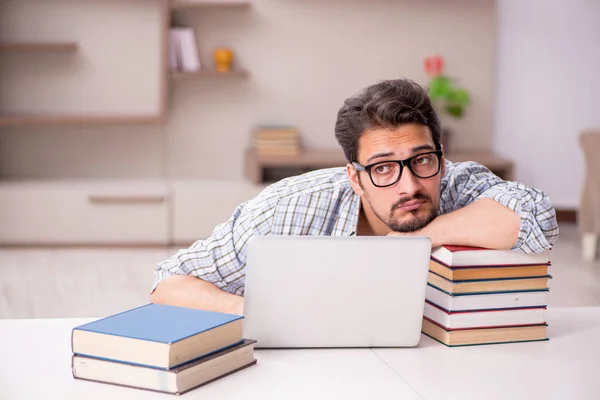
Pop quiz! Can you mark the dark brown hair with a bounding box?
[334,79,441,162]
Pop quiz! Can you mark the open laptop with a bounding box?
[242,235,431,348]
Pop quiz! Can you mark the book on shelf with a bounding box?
[253,126,298,137]
[421,318,548,347]
[72,339,257,395]
[169,29,179,71]
[426,284,549,311]
[71,304,244,369]
[255,148,301,156]
[428,258,550,281]
[431,245,550,267]
[251,126,301,156]
[170,27,201,72]
[252,138,299,147]
[423,301,547,329]
[427,271,551,294]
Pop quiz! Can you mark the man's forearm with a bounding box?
[150,275,244,315]
[423,198,521,249]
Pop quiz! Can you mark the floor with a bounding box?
[1,222,599,319]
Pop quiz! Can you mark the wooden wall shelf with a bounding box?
[0,42,78,53]
[171,0,251,9]
[171,69,249,80]
[445,151,514,181]
[245,149,515,184]
[245,149,347,183]
[0,114,164,128]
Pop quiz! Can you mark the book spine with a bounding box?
[169,29,180,71]
[180,27,200,72]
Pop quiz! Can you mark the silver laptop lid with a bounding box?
[242,235,431,348]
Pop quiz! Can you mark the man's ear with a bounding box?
[346,163,365,196]
[440,144,446,176]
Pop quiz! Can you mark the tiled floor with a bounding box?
[0,222,598,319]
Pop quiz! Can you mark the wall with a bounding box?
[0,0,165,180]
[493,0,600,209]
[0,0,162,115]
[0,0,496,182]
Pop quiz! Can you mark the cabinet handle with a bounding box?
[88,194,167,204]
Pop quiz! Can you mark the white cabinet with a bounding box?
[0,180,267,246]
[171,180,267,245]
[0,181,169,245]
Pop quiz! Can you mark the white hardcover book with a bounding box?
[180,27,201,72]
[426,284,549,311]
[430,246,550,267]
[169,28,180,71]
[423,301,547,329]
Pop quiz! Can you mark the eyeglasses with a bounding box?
[352,151,443,188]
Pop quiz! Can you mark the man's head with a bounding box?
[334,79,445,233]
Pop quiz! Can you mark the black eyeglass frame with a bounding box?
[352,150,443,188]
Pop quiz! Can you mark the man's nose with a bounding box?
[394,167,423,196]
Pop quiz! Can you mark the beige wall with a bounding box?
[0,0,495,181]
[493,0,600,209]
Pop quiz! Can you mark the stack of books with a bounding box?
[252,126,301,156]
[71,304,257,395]
[422,245,551,347]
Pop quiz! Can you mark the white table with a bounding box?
[374,307,600,400]
[1,307,599,400]
[0,318,419,400]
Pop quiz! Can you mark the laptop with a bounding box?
[242,235,432,348]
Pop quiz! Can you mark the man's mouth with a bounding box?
[396,200,425,212]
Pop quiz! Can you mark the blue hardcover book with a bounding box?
[71,304,244,370]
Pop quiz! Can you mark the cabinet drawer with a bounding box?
[0,181,169,245]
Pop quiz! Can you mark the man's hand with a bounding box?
[387,229,440,247]
[151,275,244,316]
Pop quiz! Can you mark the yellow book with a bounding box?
[429,259,549,281]
[421,318,548,347]
[427,272,550,294]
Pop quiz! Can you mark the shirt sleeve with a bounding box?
[151,188,277,296]
[440,160,559,253]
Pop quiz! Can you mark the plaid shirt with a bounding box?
[153,160,559,295]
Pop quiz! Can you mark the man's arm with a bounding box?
[414,198,520,248]
[150,275,243,315]
[150,188,276,312]
[391,161,559,253]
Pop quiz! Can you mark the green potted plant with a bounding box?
[424,55,471,151]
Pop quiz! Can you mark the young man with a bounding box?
[150,79,559,315]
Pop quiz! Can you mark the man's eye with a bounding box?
[415,156,432,165]
[374,164,394,174]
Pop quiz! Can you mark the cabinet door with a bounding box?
[171,180,267,245]
[0,181,169,245]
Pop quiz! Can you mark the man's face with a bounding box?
[348,123,444,233]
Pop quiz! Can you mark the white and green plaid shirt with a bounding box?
[153,160,559,295]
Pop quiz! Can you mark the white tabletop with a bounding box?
[1,307,599,400]
[0,318,419,400]
[374,306,600,400]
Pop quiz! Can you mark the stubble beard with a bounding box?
[371,192,439,233]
